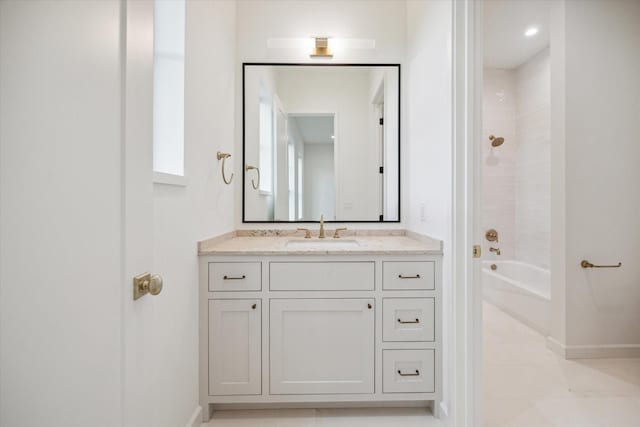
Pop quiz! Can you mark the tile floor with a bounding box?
[483,301,640,427]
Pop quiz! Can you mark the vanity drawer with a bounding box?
[208,262,262,292]
[383,298,435,342]
[269,262,375,291]
[383,349,435,393]
[383,261,435,290]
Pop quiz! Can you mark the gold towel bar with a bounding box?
[580,260,622,269]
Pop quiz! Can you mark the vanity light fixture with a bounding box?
[310,37,333,58]
[524,27,539,37]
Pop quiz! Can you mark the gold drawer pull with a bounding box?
[398,274,421,279]
[397,318,420,324]
[223,275,246,280]
[397,369,420,377]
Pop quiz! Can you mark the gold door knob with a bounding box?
[149,274,163,296]
[133,272,164,300]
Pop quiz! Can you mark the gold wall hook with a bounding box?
[217,151,233,185]
[245,164,260,190]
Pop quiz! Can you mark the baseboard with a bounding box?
[547,337,640,359]
[211,401,430,411]
[546,336,567,358]
[185,405,203,427]
[438,401,449,425]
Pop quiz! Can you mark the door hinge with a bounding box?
[473,245,481,258]
[379,166,384,174]
[379,117,384,126]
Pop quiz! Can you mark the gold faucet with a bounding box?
[319,214,325,238]
[489,247,501,256]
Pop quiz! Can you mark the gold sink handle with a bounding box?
[333,228,348,238]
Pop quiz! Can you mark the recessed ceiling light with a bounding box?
[525,27,539,37]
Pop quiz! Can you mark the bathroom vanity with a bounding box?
[198,232,443,420]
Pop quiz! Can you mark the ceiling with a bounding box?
[483,0,551,69]
[291,116,335,144]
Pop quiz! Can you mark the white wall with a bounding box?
[405,0,453,419]
[149,1,236,425]
[550,0,640,357]
[235,0,406,62]
[235,0,406,228]
[514,48,550,269]
[0,1,123,425]
[303,144,336,220]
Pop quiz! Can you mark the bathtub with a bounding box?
[482,260,550,335]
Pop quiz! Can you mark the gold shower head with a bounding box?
[489,135,504,147]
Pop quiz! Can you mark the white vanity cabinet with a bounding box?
[208,299,262,396]
[270,298,375,395]
[199,251,442,421]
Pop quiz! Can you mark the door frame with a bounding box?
[451,0,483,426]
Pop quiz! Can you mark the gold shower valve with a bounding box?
[485,229,499,242]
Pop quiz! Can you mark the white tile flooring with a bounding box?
[202,302,640,427]
[483,302,640,427]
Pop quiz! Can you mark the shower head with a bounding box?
[489,135,504,147]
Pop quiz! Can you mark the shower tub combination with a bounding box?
[482,260,550,335]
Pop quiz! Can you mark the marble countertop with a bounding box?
[198,230,443,256]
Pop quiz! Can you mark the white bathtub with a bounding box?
[482,260,550,335]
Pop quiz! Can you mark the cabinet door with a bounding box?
[270,299,374,395]
[209,299,261,396]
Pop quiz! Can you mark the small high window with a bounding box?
[153,0,186,179]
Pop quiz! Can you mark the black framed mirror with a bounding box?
[242,63,400,223]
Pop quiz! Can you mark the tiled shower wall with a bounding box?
[482,69,517,259]
[514,48,551,269]
[482,48,550,269]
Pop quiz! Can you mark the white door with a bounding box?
[121,2,160,426]
[209,300,262,395]
[270,299,375,395]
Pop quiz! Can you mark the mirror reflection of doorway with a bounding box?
[288,114,336,221]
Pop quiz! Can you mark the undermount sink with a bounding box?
[285,239,360,249]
